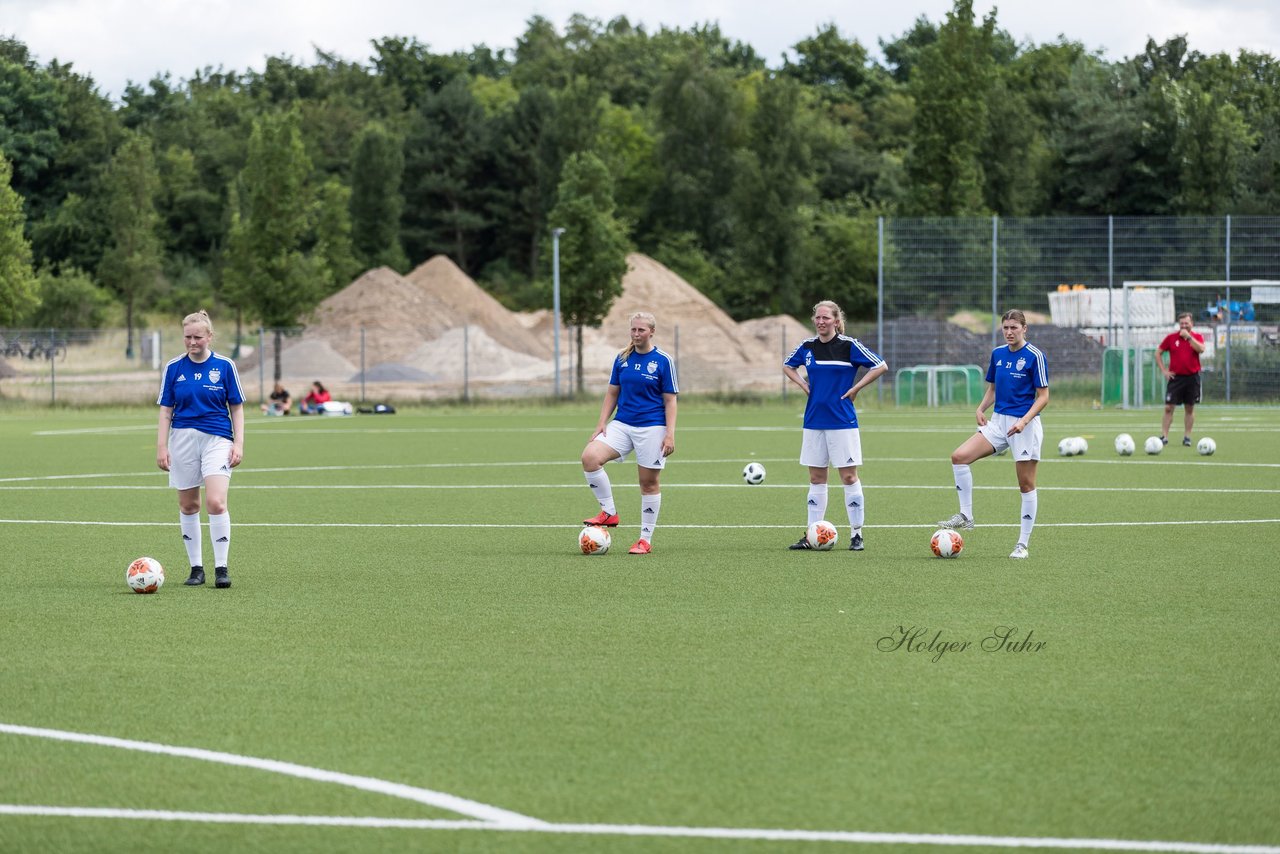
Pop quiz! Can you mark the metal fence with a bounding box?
[3,216,1278,407]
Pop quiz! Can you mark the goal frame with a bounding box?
[1120,280,1280,409]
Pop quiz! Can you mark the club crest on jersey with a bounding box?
[1015,357,1027,371]
[647,360,658,374]
[208,368,221,384]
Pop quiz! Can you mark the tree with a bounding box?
[97,131,163,357]
[349,122,407,271]
[224,109,324,380]
[902,0,996,215]
[724,74,813,318]
[0,154,40,325]
[28,264,116,328]
[546,152,630,394]
[315,177,361,289]
[401,76,490,272]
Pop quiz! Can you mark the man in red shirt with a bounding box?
[1155,312,1206,447]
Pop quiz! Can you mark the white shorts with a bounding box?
[978,413,1043,461]
[800,428,862,469]
[168,428,234,490]
[599,421,668,470]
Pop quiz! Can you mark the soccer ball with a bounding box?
[579,525,611,555]
[1058,436,1086,456]
[1197,437,1216,456]
[930,529,963,558]
[743,462,766,485]
[1115,433,1135,456]
[126,557,164,594]
[805,520,838,550]
[1144,436,1163,455]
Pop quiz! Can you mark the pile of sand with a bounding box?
[273,252,804,391]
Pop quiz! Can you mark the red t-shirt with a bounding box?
[1158,331,1204,375]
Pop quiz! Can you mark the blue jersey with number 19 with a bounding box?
[157,352,244,439]
[609,347,678,427]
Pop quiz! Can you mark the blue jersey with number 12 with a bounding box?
[609,347,678,427]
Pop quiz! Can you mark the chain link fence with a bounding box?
[3,216,1278,407]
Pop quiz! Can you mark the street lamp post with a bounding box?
[552,227,565,398]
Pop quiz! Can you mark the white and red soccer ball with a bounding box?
[127,557,165,594]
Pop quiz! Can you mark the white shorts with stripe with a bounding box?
[168,428,234,490]
[599,421,668,470]
[978,413,1043,461]
[800,428,862,469]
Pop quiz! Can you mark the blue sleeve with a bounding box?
[608,356,622,386]
[985,350,997,384]
[784,343,806,368]
[662,355,678,395]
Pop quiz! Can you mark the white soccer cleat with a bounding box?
[1009,543,1029,559]
[938,512,974,530]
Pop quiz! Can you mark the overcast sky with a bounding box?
[4,0,1278,101]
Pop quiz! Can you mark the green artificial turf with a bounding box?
[1,402,1277,853]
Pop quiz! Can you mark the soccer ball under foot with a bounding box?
[579,526,611,555]
[805,520,838,550]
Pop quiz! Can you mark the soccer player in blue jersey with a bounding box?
[581,312,679,555]
[782,300,887,551]
[156,310,245,588]
[938,309,1050,559]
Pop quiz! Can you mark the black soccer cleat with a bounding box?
[788,534,812,550]
[849,533,864,551]
[214,566,231,589]
[1182,436,1192,447]
[184,566,205,586]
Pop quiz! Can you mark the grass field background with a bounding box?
[1,399,1278,853]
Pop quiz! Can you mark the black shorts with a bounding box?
[1165,373,1201,406]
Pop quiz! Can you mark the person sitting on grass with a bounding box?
[300,381,330,415]
[262,382,292,416]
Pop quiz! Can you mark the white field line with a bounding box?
[0,723,542,827]
[1,455,1277,485]
[0,807,1276,853]
[3,519,1278,530]
[2,483,1277,494]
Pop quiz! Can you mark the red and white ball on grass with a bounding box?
[805,520,838,550]
[579,526,611,555]
[930,529,964,558]
[127,557,165,593]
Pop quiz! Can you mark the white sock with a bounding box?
[1019,490,1037,546]
[953,464,974,518]
[208,512,230,568]
[584,468,616,515]
[844,481,864,533]
[640,493,661,542]
[806,485,828,527]
[180,512,203,568]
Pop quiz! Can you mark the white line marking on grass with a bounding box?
[3,456,1275,485]
[3,519,1279,530]
[6,483,1279,496]
[0,807,1275,853]
[0,723,544,827]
